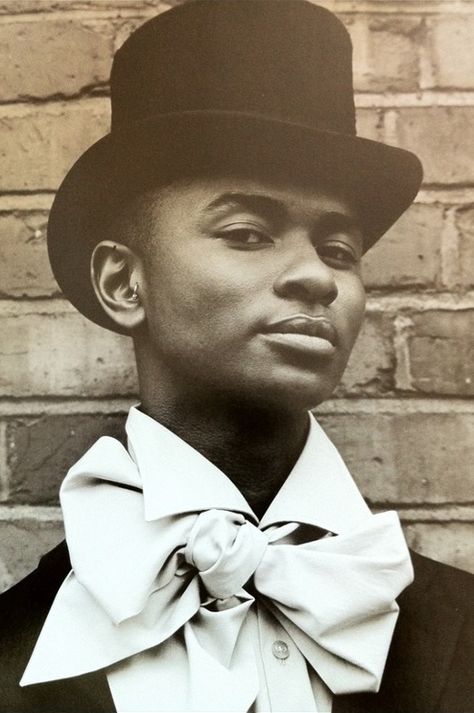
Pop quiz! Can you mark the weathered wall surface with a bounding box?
[0,0,473,591]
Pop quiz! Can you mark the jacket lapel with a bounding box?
[333,551,464,713]
[24,670,114,713]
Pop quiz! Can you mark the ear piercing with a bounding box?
[130,283,139,302]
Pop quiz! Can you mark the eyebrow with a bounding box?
[203,192,361,240]
[203,192,288,223]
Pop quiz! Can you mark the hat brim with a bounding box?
[48,111,423,333]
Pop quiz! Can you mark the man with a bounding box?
[1,1,473,712]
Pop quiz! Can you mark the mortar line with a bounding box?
[3,90,474,113]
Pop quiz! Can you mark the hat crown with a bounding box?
[111,0,356,135]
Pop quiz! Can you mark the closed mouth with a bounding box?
[263,314,338,346]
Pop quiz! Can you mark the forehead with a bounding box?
[139,174,358,227]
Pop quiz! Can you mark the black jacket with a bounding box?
[1,542,473,713]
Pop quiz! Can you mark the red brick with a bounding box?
[0,212,56,297]
[0,101,109,192]
[363,203,443,288]
[317,411,474,505]
[427,15,474,90]
[6,413,126,505]
[0,21,113,101]
[405,310,474,395]
[0,308,137,397]
[0,516,64,594]
[339,312,394,395]
[404,522,474,574]
[346,14,421,93]
[455,206,474,288]
[393,107,474,185]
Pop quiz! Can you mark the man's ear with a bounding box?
[91,240,146,332]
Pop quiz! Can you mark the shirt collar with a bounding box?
[127,406,256,522]
[127,406,371,534]
[260,412,371,533]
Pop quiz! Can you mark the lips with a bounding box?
[263,314,338,346]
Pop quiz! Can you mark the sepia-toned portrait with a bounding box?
[0,1,473,712]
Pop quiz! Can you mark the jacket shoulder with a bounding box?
[0,541,70,627]
[0,542,71,712]
[334,551,474,713]
[394,550,474,713]
[409,549,474,613]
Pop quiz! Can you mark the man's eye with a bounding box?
[216,228,273,248]
[317,242,358,267]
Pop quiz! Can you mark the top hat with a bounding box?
[48,0,423,334]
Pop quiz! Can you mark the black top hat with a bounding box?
[48,0,423,333]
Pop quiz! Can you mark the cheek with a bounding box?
[338,277,366,347]
[143,253,254,340]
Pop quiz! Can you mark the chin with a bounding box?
[284,383,336,412]
[245,350,348,411]
[235,370,340,415]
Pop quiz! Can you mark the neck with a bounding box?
[139,392,309,518]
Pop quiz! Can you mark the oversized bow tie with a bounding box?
[22,419,414,712]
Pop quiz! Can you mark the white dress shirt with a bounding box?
[21,406,411,712]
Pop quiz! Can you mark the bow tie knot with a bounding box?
[184,509,267,599]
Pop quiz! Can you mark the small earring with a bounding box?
[130,283,139,302]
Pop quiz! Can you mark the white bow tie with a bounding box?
[22,431,413,712]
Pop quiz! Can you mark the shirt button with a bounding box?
[272,640,290,660]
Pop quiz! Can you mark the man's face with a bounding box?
[134,175,366,411]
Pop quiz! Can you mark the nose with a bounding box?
[272,237,338,307]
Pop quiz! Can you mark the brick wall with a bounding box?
[1,0,473,592]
